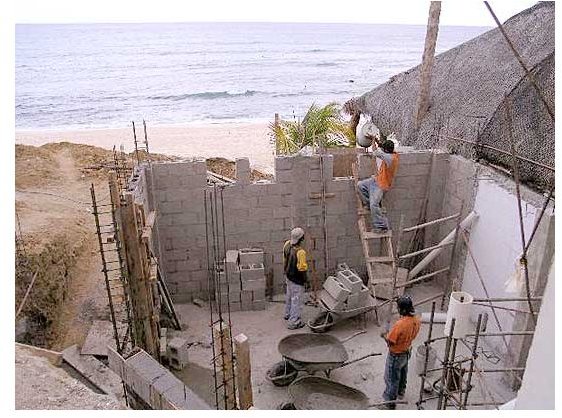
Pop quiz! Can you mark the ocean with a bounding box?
[15,23,489,131]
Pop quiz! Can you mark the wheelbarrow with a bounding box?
[267,331,381,386]
[287,376,409,410]
[307,289,377,333]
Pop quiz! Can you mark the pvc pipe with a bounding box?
[444,291,474,339]
[421,312,447,323]
[408,211,477,279]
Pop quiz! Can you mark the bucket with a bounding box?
[415,344,437,375]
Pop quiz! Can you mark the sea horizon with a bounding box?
[16,22,490,131]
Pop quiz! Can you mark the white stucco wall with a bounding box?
[514,262,555,409]
[460,179,537,354]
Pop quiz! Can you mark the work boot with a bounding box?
[287,321,305,330]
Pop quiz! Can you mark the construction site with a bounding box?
[14,2,554,411]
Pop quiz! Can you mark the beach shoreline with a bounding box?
[15,121,275,173]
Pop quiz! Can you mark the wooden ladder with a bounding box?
[351,163,396,303]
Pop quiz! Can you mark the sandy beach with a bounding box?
[15,122,275,173]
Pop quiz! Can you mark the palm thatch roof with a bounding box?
[350,2,554,190]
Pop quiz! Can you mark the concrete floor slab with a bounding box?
[168,283,516,410]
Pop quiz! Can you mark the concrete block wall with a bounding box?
[433,154,478,287]
[137,150,439,302]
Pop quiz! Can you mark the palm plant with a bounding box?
[270,102,355,155]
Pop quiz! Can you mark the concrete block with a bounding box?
[358,284,370,306]
[125,350,167,404]
[240,290,253,305]
[167,337,189,371]
[274,156,293,171]
[225,250,239,267]
[319,289,345,311]
[107,345,125,379]
[159,327,168,360]
[337,269,363,294]
[323,276,351,302]
[150,372,178,409]
[251,300,266,310]
[240,262,265,281]
[345,293,360,309]
[161,381,210,410]
[235,158,251,184]
[252,288,266,301]
[241,277,266,291]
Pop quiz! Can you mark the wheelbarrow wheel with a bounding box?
[266,360,298,387]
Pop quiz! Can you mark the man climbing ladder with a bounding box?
[356,122,399,232]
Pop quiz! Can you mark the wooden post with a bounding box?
[233,333,253,409]
[120,192,160,359]
[213,322,236,409]
[414,1,441,127]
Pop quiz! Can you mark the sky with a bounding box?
[10,0,539,26]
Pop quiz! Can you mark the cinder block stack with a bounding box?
[239,248,266,311]
[214,248,266,311]
[167,337,189,371]
[321,266,370,311]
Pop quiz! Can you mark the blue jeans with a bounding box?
[357,177,388,230]
[383,351,410,406]
[284,278,304,325]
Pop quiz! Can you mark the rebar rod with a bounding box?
[472,297,542,303]
[471,302,533,315]
[505,100,537,325]
[91,183,121,354]
[219,186,238,409]
[132,121,140,165]
[524,183,555,253]
[204,190,220,410]
[461,230,521,378]
[460,314,483,409]
[437,318,455,409]
[441,134,555,172]
[417,301,437,409]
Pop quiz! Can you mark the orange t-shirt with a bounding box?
[386,315,421,354]
[376,153,399,191]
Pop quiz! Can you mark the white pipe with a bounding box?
[408,211,477,279]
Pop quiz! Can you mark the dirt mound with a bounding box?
[206,157,273,181]
[15,144,59,189]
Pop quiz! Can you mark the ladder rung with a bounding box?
[366,256,394,263]
[363,231,392,239]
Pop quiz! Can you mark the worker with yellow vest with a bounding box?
[356,123,399,232]
[283,227,308,330]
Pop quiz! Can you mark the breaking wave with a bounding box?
[149,90,260,101]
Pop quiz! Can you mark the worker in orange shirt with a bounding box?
[380,295,421,409]
[356,123,399,233]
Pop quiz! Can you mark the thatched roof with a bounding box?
[352,2,554,190]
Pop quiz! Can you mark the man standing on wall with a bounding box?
[380,295,421,409]
[356,122,399,232]
[283,227,308,330]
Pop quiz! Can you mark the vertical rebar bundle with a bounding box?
[204,185,238,410]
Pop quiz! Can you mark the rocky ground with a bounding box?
[15,345,124,410]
